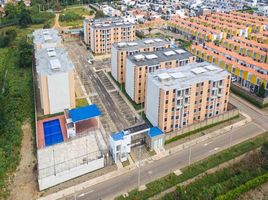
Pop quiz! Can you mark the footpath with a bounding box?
[38,112,251,200]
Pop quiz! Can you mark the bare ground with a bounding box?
[239,181,268,200]
[8,122,38,200]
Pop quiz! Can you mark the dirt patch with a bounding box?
[8,122,38,200]
[239,181,268,200]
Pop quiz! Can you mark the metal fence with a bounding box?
[165,108,239,141]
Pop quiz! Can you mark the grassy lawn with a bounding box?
[59,6,94,27]
[76,98,89,107]
[115,132,268,200]
[165,115,239,145]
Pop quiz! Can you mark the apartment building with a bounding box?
[125,48,196,104]
[33,29,62,51]
[35,47,75,115]
[83,17,136,54]
[145,62,230,133]
[111,38,171,83]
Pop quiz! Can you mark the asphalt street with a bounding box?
[65,42,128,131]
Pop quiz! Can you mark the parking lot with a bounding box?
[110,91,137,126]
[96,71,115,91]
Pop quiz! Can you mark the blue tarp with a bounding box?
[69,104,102,123]
[147,127,164,138]
[43,119,63,146]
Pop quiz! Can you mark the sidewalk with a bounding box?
[38,112,251,200]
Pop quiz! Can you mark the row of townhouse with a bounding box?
[222,39,268,64]
[167,17,223,42]
[249,32,268,44]
[83,17,136,54]
[191,44,268,96]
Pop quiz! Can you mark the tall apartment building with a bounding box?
[83,17,136,54]
[125,48,196,104]
[111,38,171,83]
[145,62,231,133]
[35,47,75,115]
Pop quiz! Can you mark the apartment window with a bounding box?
[200,99,202,103]
[165,109,168,113]
[164,118,167,122]
[183,113,187,117]
[218,88,222,94]
[217,103,220,107]
[177,91,181,96]
[195,92,199,96]
[216,111,219,115]
[194,109,197,113]
[166,100,168,104]
[166,91,169,95]
[171,116,174,119]
[195,101,197,104]
[138,90,141,93]
[185,89,189,94]
[196,83,199,87]
[183,122,186,125]
[219,80,223,86]
[201,91,203,95]
[176,116,179,119]
[139,75,142,78]
[201,82,204,86]
[185,97,189,104]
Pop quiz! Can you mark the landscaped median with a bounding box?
[115,132,268,200]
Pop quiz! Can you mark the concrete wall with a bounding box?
[111,45,118,81]
[165,108,239,141]
[38,157,104,190]
[47,72,71,114]
[125,59,135,99]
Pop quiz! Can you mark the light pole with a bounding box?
[188,145,192,165]
[138,145,141,189]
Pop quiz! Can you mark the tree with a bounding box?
[94,10,105,19]
[18,1,32,28]
[16,39,33,68]
[258,82,265,98]
[4,3,19,20]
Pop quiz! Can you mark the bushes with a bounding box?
[216,172,268,200]
[115,132,268,200]
[0,29,17,48]
[59,12,83,22]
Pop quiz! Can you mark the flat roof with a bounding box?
[147,127,164,138]
[33,29,61,46]
[111,131,124,141]
[86,17,135,29]
[127,48,194,67]
[69,104,102,123]
[35,47,74,75]
[113,38,170,51]
[148,62,230,90]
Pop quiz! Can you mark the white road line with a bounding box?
[204,142,213,146]
[208,147,220,153]
[77,190,94,198]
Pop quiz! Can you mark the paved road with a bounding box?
[62,121,263,200]
[65,42,128,131]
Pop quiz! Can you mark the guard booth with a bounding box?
[109,124,165,163]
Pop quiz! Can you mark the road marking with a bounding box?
[209,147,220,153]
[204,142,212,146]
[77,190,94,197]
[148,170,152,174]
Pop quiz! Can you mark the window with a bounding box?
[177,91,181,96]
[165,109,168,113]
[196,92,199,96]
[164,118,167,122]
[166,91,169,95]
[185,97,189,104]
[166,100,168,104]
[185,89,189,94]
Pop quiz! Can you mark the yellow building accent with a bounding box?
[251,75,257,85]
[227,64,232,72]
[220,61,225,68]
[235,68,240,76]
[243,71,248,80]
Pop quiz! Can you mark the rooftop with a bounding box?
[69,104,102,123]
[113,38,170,51]
[111,131,124,141]
[35,47,74,75]
[147,127,164,138]
[33,29,61,47]
[85,17,135,29]
[148,62,229,90]
[127,48,193,66]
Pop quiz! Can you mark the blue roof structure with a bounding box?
[147,127,164,138]
[69,104,101,123]
[111,131,124,141]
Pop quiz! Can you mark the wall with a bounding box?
[111,45,118,81]
[165,108,239,141]
[47,72,71,114]
[125,59,135,99]
[38,157,104,190]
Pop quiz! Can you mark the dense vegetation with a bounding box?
[1,2,55,28]
[162,143,268,200]
[115,132,268,200]
[0,25,35,198]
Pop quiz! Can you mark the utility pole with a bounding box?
[138,145,141,189]
[188,145,192,165]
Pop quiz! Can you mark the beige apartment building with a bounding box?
[145,62,231,133]
[84,17,136,54]
[125,49,196,104]
[111,38,171,83]
[35,47,75,115]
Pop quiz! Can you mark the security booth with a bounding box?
[109,125,165,163]
[145,127,165,150]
